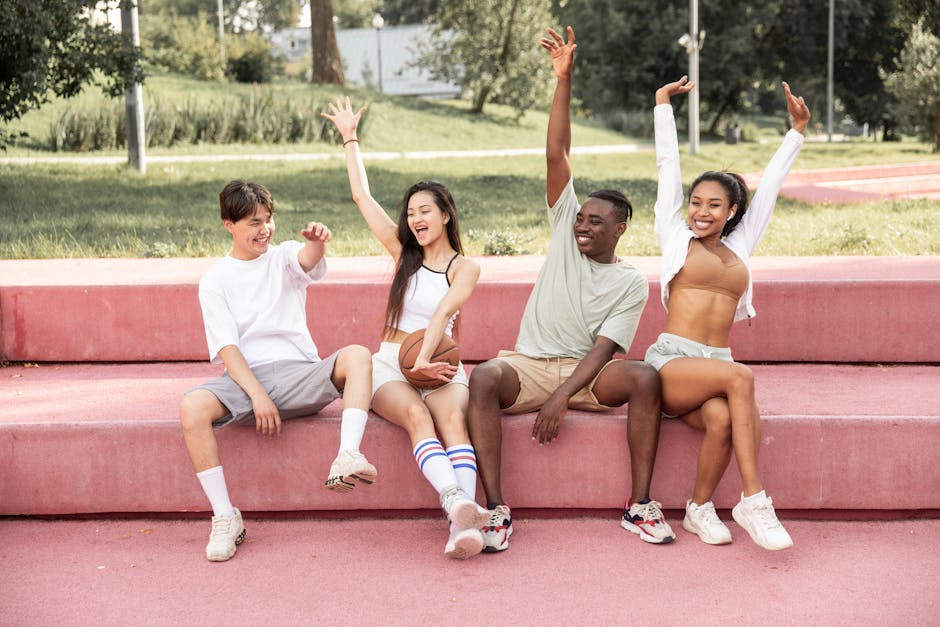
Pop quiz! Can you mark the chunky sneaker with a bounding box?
[444,525,485,560]
[325,449,377,493]
[439,485,490,530]
[205,508,246,562]
[683,500,732,545]
[621,498,675,544]
[482,504,513,553]
[732,492,794,551]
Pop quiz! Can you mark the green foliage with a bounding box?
[48,89,360,150]
[415,0,554,116]
[148,0,304,32]
[226,32,283,83]
[379,0,440,25]
[470,229,534,256]
[141,9,226,81]
[0,0,142,147]
[884,19,940,150]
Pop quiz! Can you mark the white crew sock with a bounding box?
[339,407,369,452]
[743,489,767,505]
[196,466,235,517]
[446,443,479,502]
[413,438,458,494]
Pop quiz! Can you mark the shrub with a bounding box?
[226,32,283,84]
[141,10,226,81]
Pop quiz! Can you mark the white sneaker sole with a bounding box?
[682,516,732,545]
[620,519,675,544]
[732,505,794,551]
[448,499,490,530]
[325,468,377,493]
[445,529,484,560]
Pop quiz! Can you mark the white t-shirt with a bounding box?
[514,178,649,358]
[198,239,327,367]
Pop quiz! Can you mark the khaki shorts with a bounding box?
[186,353,341,428]
[493,350,615,414]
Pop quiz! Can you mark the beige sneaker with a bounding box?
[683,500,732,545]
[732,492,794,550]
[439,485,490,529]
[205,508,246,562]
[325,449,377,493]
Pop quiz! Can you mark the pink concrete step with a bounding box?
[3,362,937,515]
[2,256,938,363]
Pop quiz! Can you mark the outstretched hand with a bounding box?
[655,75,696,105]
[321,96,366,142]
[300,221,331,243]
[782,81,810,133]
[540,26,576,80]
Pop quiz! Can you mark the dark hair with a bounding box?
[219,180,274,222]
[689,171,750,236]
[384,181,464,336]
[587,189,633,222]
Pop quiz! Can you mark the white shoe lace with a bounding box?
[696,501,723,528]
[209,515,235,541]
[750,497,783,530]
[439,485,462,515]
[635,500,665,522]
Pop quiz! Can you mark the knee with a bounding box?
[701,399,731,439]
[728,364,755,396]
[468,360,503,399]
[632,362,661,399]
[340,344,372,370]
[435,408,469,439]
[403,402,434,434]
[179,393,214,433]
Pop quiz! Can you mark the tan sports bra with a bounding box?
[670,239,748,301]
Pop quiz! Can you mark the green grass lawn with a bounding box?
[2,74,939,259]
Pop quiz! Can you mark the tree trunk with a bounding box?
[310,0,344,84]
[472,0,519,114]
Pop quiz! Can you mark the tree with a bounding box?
[416,0,554,115]
[380,0,440,25]
[0,0,141,148]
[148,0,304,32]
[884,18,940,150]
[310,0,344,84]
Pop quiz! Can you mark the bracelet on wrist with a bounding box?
[343,138,359,146]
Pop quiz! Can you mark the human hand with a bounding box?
[408,357,457,385]
[655,75,695,105]
[782,81,810,134]
[540,26,576,80]
[252,393,281,436]
[320,96,366,143]
[531,392,569,444]
[300,221,331,243]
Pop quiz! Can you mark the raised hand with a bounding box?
[540,26,577,80]
[300,221,331,243]
[782,81,810,133]
[320,96,366,142]
[655,75,696,105]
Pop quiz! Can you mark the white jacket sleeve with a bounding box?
[653,104,690,254]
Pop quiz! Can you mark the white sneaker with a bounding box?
[482,504,513,553]
[325,449,377,492]
[683,500,732,545]
[444,525,484,560]
[439,485,490,529]
[732,492,794,551]
[205,508,246,562]
[620,499,675,544]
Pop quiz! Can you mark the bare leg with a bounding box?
[466,359,520,506]
[424,383,471,447]
[371,381,436,446]
[592,360,662,503]
[330,344,373,412]
[660,358,763,496]
[180,389,230,472]
[680,397,733,504]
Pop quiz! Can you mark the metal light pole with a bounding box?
[217,0,226,65]
[678,0,705,154]
[372,13,385,94]
[121,0,146,174]
[827,0,834,142]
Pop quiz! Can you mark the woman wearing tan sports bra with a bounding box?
[646,76,810,550]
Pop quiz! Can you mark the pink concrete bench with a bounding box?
[2,362,937,515]
[2,256,939,363]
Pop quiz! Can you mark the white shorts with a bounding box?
[372,341,469,399]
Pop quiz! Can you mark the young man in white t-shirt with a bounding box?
[467,27,674,551]
[180,180,376,562]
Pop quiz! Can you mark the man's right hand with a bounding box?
[655,75,696,105]
[252,392,281,436]
[540,26,576,80]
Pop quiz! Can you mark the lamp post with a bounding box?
[827,0,834,142]
[678,0,705,154]
[372,13,385,94]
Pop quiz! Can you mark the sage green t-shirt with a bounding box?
[515,178,649,358]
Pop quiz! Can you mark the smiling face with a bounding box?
[406,190,449,247]
[225,206,275,260]
[574,197,626,262]
[688,180,736,239]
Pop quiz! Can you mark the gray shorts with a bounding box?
[187,352,341,428]
[644,333,734,372]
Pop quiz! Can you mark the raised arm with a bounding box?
[653,76,696,251]
[322,98,402,259]
[297,221,330,272]
[541,26,576,206]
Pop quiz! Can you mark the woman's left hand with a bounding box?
[321,96,365,142]
[782,81,810,133]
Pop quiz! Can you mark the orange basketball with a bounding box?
[398,328,460,390]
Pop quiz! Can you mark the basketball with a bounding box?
[398,328,460,390]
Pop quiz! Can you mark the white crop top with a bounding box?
[394,255,458,336]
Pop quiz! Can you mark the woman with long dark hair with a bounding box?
[647,77,810,550]
[323,98,488,559]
